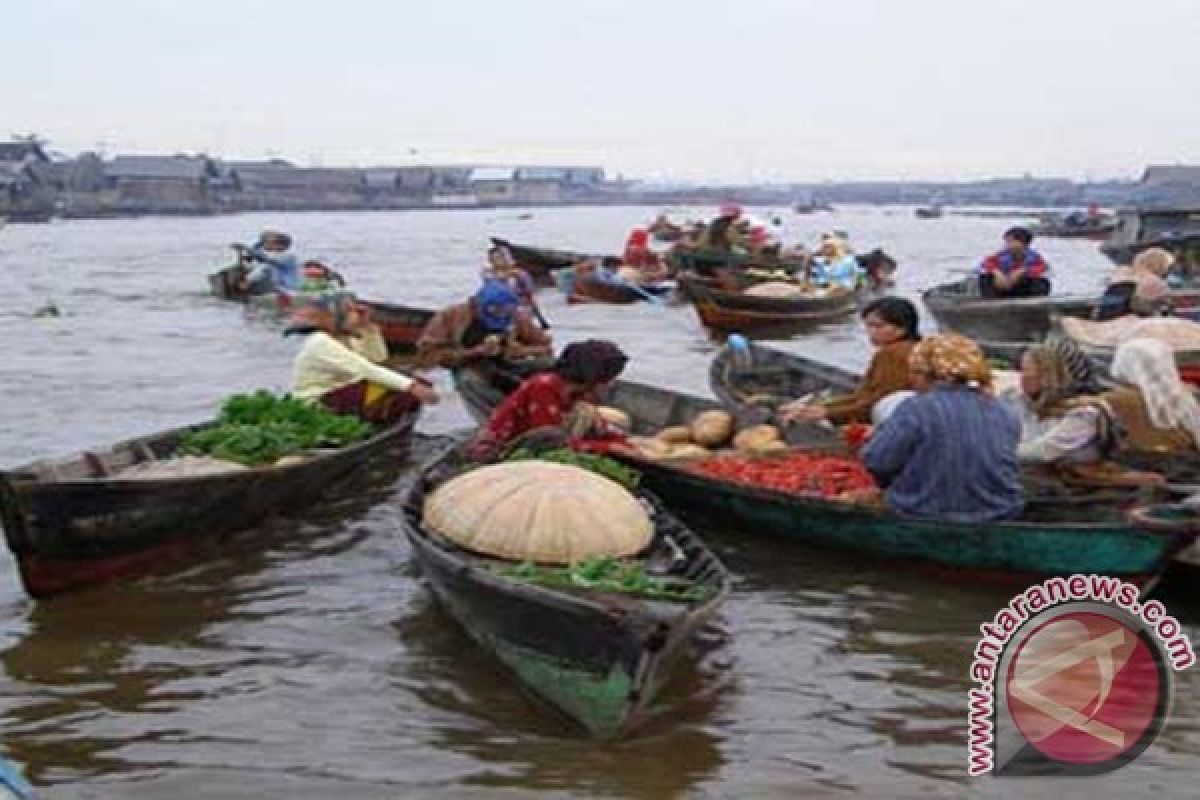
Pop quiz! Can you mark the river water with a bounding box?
[0,207,1196,798]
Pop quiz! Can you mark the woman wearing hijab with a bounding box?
[1108,247,1175,315]
[416,280,553,368]
[287,292,438,424]
[467,339,630,460]
[1021,338,1200,465]
[481,245,537,309]
[998,337,1102,462]
[810,235,863,290]
[781,296,922,425]
[862,333,1024,522]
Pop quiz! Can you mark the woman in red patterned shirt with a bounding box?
[467,340,630,460]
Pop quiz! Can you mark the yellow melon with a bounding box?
[733,424,781,452]
[690,410,734,447]
[656,425,694,444]
[423,461,653,565]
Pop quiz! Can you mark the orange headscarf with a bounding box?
[909,333,992,390]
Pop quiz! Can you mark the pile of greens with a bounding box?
[179,390,374,465]
[497,556,706,602]
[505,448,640,490]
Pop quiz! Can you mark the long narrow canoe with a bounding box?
[206,265,434,358]
[0,413,420,598]
[708,340,859,423]
[403,449,730,737]
[681,274,860,333]
[490,237,611,288]
[450,361,1193,582]
[922,279,1097,342]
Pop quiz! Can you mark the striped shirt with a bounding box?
[862,385,1024,522]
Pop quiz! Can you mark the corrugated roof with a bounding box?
[107,155,214,180]
[1141,166,1200,186]
[469,167,517,182]
[237,167,365,189]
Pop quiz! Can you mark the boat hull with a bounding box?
[923,280,1096,342]
[490,237,604,287]
[624,457,1188,580]
[684,276,859,333]
[0,416,417,597]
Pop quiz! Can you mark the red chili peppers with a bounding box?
[688,452,876,497]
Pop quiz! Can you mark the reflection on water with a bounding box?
[0,208,1196,797]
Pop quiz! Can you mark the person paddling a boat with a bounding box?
[703,204,744,252]
[467,339,630,461]
[482,244,537,310]
[235,231,301,292]
[286,291,438,423]
[779,297,922,426]
[417,280,552,368]
[978,226,1051,298]
[862,333,1024,522]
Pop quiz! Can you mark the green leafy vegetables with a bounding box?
[505,448,640,490]
[497,556,706,602]
[179,390,374,465]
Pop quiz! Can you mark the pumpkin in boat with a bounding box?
[657,425,694,444]
[744,281,804,299]
[663,443,711,461]
[690,410,734,448]
[733,424,781,453]
[423,462,653,565]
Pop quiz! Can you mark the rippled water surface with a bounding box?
[0,207,1196,798]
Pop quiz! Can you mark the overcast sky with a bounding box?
[4,0,1199,182]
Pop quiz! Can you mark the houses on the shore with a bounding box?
[0,139,617,220]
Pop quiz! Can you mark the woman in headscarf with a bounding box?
[1108,247,1175,315]
[622,228,668,282]
[861,333,1024,521]
[481,245,537,310]
[416,280,553,368]
[467,339,630,460]
[998,336,1098,457]
[1019,337,1200,468]
[780,296,922,425]
[287,291,438,424]
[810,234,863,290]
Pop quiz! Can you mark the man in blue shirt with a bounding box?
[236,231,300,292]
[862,333,1023,522]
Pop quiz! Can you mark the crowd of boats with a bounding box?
[4,205,1200,738]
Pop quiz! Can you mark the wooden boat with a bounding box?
[1033,212,1116,240]
[451,357,555,423]
[206,265,433,358]
[923,279,1097,359]
[451,361,1194,583]
[708,340,858,424]
[681,274,860,333]
[402,449,730,737]
[0,413,419,598]
[914,206,943,219]
[553,268,672,305]
[490,237,609,288]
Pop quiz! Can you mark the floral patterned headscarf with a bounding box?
[910,333,992,390]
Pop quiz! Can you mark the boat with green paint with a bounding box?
[401,449,731,737]
[451,361,1195,584]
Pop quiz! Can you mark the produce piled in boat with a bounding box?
[627,410,790,459]
[689,451,876,498]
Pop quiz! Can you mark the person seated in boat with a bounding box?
[416,280,553,369]
[857,248,898,290]
[286,292,438,424]
[861,333,1023,521]
[296,260,347,295]
[1107,247,1175,315]
[810,234,863,291]
[1017,337,1200,467]
[978,227,1050,298]
[467,339,630,461]
[481,244,537,309]
[780,297,922,426]
[998,337,1097,446]
[702,204,744,252]
[235,231,301,293]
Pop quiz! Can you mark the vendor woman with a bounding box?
[780,296,921,425]
[288,292,438,423]
[467,339,630,460]
[417,280,553,368]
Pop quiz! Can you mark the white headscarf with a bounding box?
[1110,338,1200,447]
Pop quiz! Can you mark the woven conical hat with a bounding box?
[423,462,653,565]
